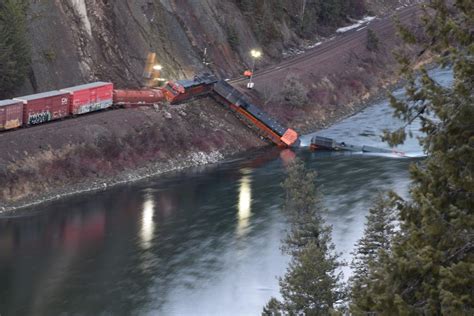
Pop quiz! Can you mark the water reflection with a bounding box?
[0,146,417,315]
[237,168,253,236]
[141,197,155,250]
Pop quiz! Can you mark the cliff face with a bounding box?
[22,0,410,93]
[24,0,201,92]
[23,0,281,92]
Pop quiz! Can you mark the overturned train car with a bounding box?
[212,80,299,147]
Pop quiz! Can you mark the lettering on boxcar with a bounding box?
[28,111,51,125]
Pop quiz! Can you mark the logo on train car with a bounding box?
[61,97,68,105]
[28,111,52,125]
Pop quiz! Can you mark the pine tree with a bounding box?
[349,192,398,314]
[353,1,474,314]
[263,159,346,315]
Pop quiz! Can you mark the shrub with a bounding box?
[226,24,240,51]
[281,74,309,108]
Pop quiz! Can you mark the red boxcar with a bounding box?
[15,91,70,125]
[0,100,23,131]
[61,82,113,115]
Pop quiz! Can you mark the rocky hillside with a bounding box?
[6,0,413,95]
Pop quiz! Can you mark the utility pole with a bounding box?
[247,49,262,89]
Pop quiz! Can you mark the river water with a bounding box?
[0,68,452,316]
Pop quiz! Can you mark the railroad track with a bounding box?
[229,5,420,85]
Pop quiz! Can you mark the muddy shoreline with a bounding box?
[1,150,228,215]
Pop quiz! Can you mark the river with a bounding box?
[0,68,452,316]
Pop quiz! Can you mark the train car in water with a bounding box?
[0,100,23,131]
[61,82,113,115]
[14,91,70,125]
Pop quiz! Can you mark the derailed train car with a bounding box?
[158,73,299,147]
[212,80,299,147]
[0,75,300,149]
[111,74,218,106]
[163,73,218,104]
[113,89,164,106]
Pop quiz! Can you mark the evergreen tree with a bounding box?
[0,0,30,98]
[366,29,380,52]
[264,159,346,315]
[352,1,474,314]
[281,74,309,109]
[349,192,398,314]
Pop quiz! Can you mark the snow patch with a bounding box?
[71,0,92,37]
[282,47,305,58]
[336,16,375,33]
[307,41,322,49]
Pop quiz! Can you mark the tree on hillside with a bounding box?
[352,0,474,314]
[366,29,380,52]
[263,159,346,315]
[349,192,398,314]
[0,0,30,98]
[233,0,366,41]
[281,74,309,108]
[301,0,367,36]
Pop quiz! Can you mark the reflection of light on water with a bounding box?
[237,169,253,236]
[141,198,155,249]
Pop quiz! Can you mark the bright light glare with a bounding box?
[141,198,155,249]
[250,49,262,58]
[237,172,252,236]
[153,64,163,71]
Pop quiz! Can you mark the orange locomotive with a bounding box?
[212,79,299,147]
